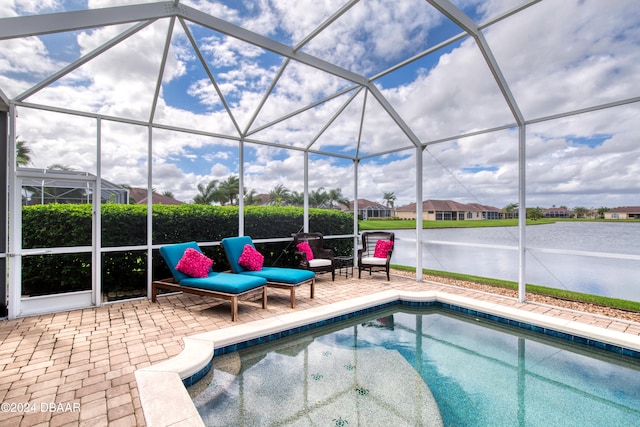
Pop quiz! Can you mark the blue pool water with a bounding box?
[189,307,640,426]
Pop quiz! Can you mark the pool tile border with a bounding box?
[135,290,640,427]
[437,302,640,359]
[209,300,400,358]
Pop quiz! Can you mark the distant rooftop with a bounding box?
[127,188,183,205]
[397,200,501,212]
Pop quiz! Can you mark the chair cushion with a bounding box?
[160,241,210,282]
[176,248,213,278]
[180,272,266,293]
[221,236,254,273]
[296,242,314,261]
[309,258,331,268]
[361,256,387,266]
[374,240,394,258]
[240,267,315,285]
[238,244,264,271]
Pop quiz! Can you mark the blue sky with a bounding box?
[1,0,639,209]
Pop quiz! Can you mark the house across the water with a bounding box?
[396,200,502,221]
[604,206,640,220]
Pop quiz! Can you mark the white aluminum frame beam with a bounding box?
[428,0,527,301]
[0,2,420,150]
[427,0,524,125]
[0,2,367,84]
[16,20,154,102]
[179,18,242,135]
[0,3,174,39]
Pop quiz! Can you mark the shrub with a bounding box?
[21,204,353,299]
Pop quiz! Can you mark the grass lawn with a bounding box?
[359,217,639,230]
[362,218,640,311]
[359,218,556,230]
[392,265,640,313]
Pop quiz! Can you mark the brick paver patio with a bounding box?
[1,272,639,426]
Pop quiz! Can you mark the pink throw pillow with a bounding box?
[176,248,213,278]
[373,240,394,258]
[238,244,264,271]
[296,242,314,261]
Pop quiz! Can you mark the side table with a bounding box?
[335,255,354,278]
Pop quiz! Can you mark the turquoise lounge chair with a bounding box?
[221,236,315,308]
[154,241,267,321]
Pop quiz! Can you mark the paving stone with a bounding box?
[18,409,52,426]
[107,413,136,427]
[49,410,80,427]
[0,273,638,426]
[78,391,105,406]
[77,399,107,422]
[74,381,110,400]
[57,380,84,396]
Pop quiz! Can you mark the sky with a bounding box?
[1,0,639,210]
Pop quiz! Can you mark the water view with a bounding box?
[189,307,640,426]
[390,222,640,302]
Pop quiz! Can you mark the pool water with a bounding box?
[189,307,640,426]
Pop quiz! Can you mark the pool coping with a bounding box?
[135,289,640,427]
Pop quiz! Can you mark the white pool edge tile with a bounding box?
[135,290,640,427]
[135,370,205,427]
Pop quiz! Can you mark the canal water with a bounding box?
[389,222,640,302]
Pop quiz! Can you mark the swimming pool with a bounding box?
[188,306,640,426]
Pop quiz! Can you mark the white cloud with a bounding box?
[486,0,640,119]
[266,0,346,45]
[299,0,439,75]
[0,35,68,98]
[2,0,60,17]
[2,0,639,209]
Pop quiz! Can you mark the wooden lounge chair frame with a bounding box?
[260,279,314,308]
[155,241,269,322]
[221,236,315,308]
[152,277,267,322]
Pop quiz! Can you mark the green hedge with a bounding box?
[21,204,353,299]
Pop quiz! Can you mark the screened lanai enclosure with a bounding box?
[19,169,129,205]
[1,0,639,318]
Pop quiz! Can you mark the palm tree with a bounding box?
[382,191,396,209]
[573,206,588,218]
[309,188,327,208]
[503,202,519,219]
[16,140,32,166]
[193,180,218,205]
[289,191,304,207]
[217,175,240,205]
[327,188,349,209]
[597,206,610,219]
[47,164,75,171]
[268,184,290,206]
[162,191,175,199]
[504,203,518,213]
[244,189,260,206]
[527,207,544,220]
